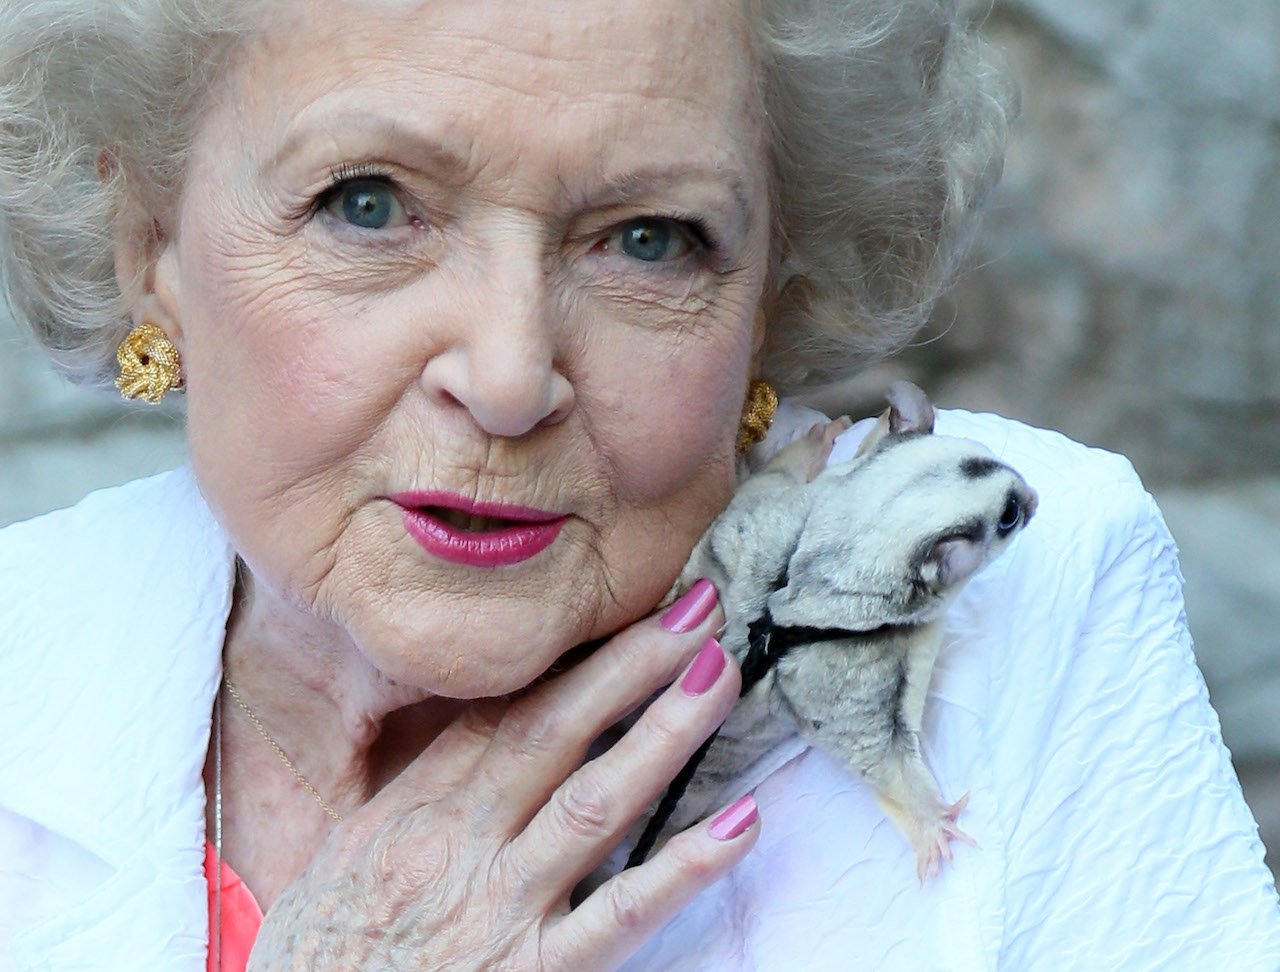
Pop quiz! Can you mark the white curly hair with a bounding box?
[0,0,1012,395]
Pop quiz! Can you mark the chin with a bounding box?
[301,495,707,699]
[336,582,606,700]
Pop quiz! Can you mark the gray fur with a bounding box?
[657,383,1037,880]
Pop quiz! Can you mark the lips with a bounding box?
[389,491,568,568]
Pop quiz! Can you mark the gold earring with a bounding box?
[115,322,183,404]
[736,379,778,454]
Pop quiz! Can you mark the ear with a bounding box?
[854,381,936,457]
[103,149,185,350]
[920,535,985,590]
[885,380,935,434]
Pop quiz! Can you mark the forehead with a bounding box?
[875,435,1006,482]
[823,434,1012,500]
[217,0,764,195]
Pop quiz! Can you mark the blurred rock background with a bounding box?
[1,0,1275,882]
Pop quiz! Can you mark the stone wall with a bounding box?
[1,0,1276,881]
[934,0,1280,483]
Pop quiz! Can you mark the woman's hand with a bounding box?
[247,581,755,971]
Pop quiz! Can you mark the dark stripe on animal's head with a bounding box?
[960,456,1003,479]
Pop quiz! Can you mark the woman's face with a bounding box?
[149,0,770,697]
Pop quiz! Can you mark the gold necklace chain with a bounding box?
[223,677,344,822]
[214,687,224,972]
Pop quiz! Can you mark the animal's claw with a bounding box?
[910,794,976,883]
[798,417,854,478]
[942,792,970,821]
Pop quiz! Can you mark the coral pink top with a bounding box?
[204,841,263,972]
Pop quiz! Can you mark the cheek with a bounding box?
[174,227,422,602]
[584,323,749,504]
[570,323,750,634]
[177,252,442,538]
[183,277,383,463]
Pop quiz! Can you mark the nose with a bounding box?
[1022,484,1039,522]
[420,260,575,439]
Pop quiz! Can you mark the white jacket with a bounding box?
[2,410,1278,971]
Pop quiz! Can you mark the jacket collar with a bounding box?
[0,465,235,965]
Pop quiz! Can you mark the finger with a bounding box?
[466,579,725,831]
[356,696,511,823]
[542,794,761,971]
[507,636,741,894]
[359,580,720,825]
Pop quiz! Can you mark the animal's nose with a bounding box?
[1021,485,1039,523]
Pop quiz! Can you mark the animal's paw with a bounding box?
[910,793,976,884]
[810,415,853,459]
[756,415,852,480]
[788,417,854,481]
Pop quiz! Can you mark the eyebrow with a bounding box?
[589,166,756,233]
[266,107,757,230]
[263,109,474,180]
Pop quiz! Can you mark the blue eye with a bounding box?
[323,178,408,230]
[615,218,693,263]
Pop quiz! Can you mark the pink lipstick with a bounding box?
[390,491,567,568]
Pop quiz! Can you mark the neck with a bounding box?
[221,563,464,811]
[211,564,472,908]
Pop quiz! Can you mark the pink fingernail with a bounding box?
[661,579,717,633]
[709,794,758,841]
[680,637,726,696]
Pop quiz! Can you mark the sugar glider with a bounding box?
[632,382,1037,880]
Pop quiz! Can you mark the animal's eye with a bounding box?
[996,496,1022,536]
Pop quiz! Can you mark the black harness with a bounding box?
[625,611,865,869]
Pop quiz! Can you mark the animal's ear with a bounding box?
[885,381,935,435]
[920,535,986,591]
[855,380,936,457]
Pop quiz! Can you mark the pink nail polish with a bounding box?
[709,794,758,841]
[680,637,726,696]
[661,578,717,633]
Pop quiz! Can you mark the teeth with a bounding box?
[429,507,512,532]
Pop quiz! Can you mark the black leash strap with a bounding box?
[625,616,776,868]
[626,612,863,868]
[624,730,719,869]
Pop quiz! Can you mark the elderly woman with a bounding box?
[1,0,1277,969]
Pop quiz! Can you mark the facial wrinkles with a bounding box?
[202,41,753,465]
[259,5,759,215]
[167,0,771,696]
[179,174,401,507]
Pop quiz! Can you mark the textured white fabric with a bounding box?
[623,410,1280,970]
[1,413,1277,971]
[0,468,235,971]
